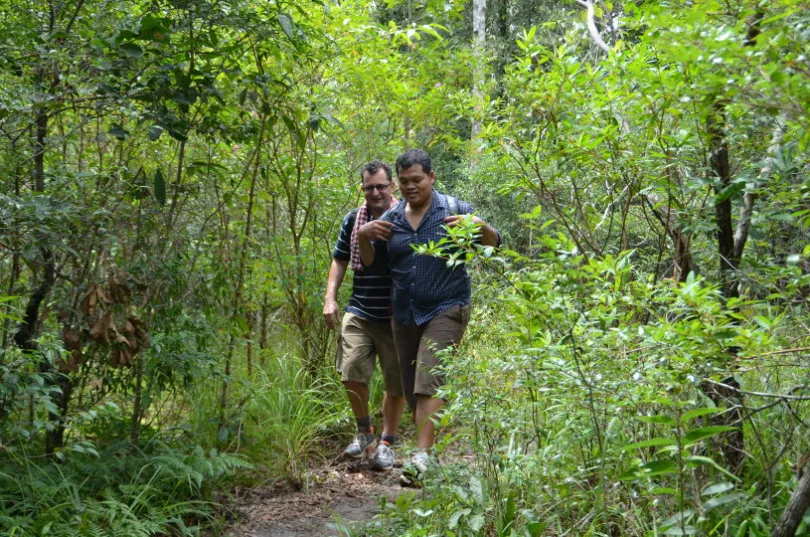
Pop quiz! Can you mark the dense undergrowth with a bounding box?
[0,347,350,537]
[350,232,810,536]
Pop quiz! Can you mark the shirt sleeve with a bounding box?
[332,212,353,261]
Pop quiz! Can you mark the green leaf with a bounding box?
[148,125,163,141]
[637,415,676,426]
[108,126,129,140]
[218,426,229,443]
[663,526,698,535]
[120,42,144,58]
[278,13,295,42]
[468,513,485,532]
[624,437,676,450]
[701,482,735,496]
[662,509,695,528]
[682,407,722,422]
[683,426,737,445]
[154,169,166,205]
[168,130,188,142]
[470,475,483,504]
[714,181,745,204]
[686,456,741,482]
[640,459,678,476]
[702,492,746,510]
[448,508,471,530]
[527,522,546,537]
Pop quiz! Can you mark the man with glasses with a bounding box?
[358,149,501,486]
[323,160,405,471]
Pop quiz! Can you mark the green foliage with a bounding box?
[0,441,249,536]
[2,0,810,534]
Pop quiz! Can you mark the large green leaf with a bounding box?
[278,13,295,42]
[154,169,166,205]
[119,42,144,58]
[623,437,675,450]
[682,407,721,422]
[637,415,676,426]
[682,426,737,445]
[702,492,747,510]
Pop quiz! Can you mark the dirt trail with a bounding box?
[224,458,408,537]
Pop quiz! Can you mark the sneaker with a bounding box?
[399,450,429,487]
[371,443,395,471]
[343,431,377,459]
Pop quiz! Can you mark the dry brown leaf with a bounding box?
[89,313,112,344]
[87,378,103,390]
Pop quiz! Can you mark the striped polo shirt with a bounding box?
[332,210,392,322]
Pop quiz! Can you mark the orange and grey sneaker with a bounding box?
[343,431,377,459]
[371,442,395,471]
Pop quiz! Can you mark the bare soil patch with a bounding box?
[223,458,408,537]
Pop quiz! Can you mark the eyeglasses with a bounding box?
[362,183,392,193]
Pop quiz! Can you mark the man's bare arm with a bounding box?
[478,221,500,247]
[358,220,393,266]
[359,236,375,267]
[323,258,348,330]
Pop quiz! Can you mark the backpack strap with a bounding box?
[446,194,460,215]
[346,208,360,239]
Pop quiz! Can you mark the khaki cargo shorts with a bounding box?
[336,312,403,397]
[392,304,470,408]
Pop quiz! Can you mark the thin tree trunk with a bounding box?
[2,253,20,350]
[772,466,810,537]
[219,116,266,432]
[15,104,65,453]
[471,0,486,140]
[130,352,144,443]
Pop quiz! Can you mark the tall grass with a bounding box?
[242,354,348,487]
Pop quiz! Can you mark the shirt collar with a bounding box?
[426,189,446,215]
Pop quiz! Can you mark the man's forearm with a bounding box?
[479,223,501,247]
[359,236,375,266]
[325,259,348,301]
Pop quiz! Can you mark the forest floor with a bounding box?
[221,453,410,537]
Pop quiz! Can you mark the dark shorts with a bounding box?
[392,304,470,408]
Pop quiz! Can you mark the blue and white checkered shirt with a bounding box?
[378,190,501,326]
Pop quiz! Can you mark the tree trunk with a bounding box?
[219,116,265,433]
[471,0,486,140]
[708,102,739,299]
[772,466,810,537]
[699,11,765,474]
[15,104,66,454]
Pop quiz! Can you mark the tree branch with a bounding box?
[575,0,610,53]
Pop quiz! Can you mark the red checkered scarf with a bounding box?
[350,197,398,271]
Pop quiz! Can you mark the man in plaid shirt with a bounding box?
[358,149,501,485]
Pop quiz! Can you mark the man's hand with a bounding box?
[359,220,393,241]
[324,258,348,330]
[323,298,339,330]
[444,214,483,228]
[444,214,500,247]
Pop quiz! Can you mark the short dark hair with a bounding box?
[395,149,432,175]
[360,160,392,182]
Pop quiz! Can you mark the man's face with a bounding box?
[362,169,394,213]
[397,164,435,207]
